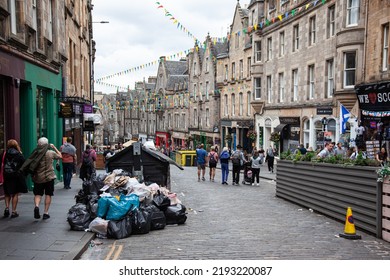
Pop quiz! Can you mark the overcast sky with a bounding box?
[92,0,242,94]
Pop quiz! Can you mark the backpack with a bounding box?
[231,151,241,165]
[82,152,93,167]
[209,152,217,164]
[4,156,18,175]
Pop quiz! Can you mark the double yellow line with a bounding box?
[105,241,123,260]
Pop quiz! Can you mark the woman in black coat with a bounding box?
[2,139,28,218]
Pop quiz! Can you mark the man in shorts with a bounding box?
[196,144,208,182]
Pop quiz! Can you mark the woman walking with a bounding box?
[250,150,264,186]
[219,147,230,185]
[2,139,28,218]
[266,145,276,173]
[79,144,97,181]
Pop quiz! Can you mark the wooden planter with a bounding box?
[383,177,390,242]
[276,160,381,237]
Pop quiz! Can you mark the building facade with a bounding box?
[250,0,366,152]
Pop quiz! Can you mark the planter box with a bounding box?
[276,160,380,236]
[383,178,390,242]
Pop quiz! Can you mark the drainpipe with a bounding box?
[362,0,369,82]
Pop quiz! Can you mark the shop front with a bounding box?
[155,131,170,149]
[275,117,301,153]
[355,81,390,152]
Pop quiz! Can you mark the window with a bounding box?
[347,0,359,26]
[224,65,228,80]
[193,84,197,101]
[199,83,203,100]
[251,9,255,26]
[328,5,335,38]
[292,69,298,102]
[309,16,316,45]
[267,75,272,103]
[344,52,356,88]
[278,73,285,102]
[224,94,228,116]
[239,59,244,80]
[205,81,209,100]
[206,109,210,127]
[247,57,251,77]
[308,65,315,100]
[383,24,389,71]
[10,0,17,34]
[193,62,197,76]
[231,94,236,116]
[267,37,273,60]
[326,59,334,98]
[279,31,285,57]
[232,62,236,80]
[239,93,243,116]
[206,57,209,72]
[193,109,197,126]
[168,114,172,128]
[235,33,239,49]
[293,24,299,52]
[247,92,251,116]
[48,0,53,41]
[255,41,262,62]
[255,78,261,99]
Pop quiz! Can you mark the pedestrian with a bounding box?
[21,137,62,220]
[219,147,230,185]
[2,139,28,218]
[250,150,264,186]
[103,146,114,173]
[295,144,307,155]
[376,147,388,166]
[334,142,346,157]
[196,144,207,182]
[266,145,276,173]
[60,137,77,190]
[79,144,97,181]
[208,146,218,182]
[317,142,334,158]
[230,144,246,185]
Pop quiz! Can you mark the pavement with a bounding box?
[0,163,275,260]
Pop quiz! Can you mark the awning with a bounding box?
[274,123,288,132]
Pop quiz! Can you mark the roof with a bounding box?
[165,60,188,76]
[166,75,189,91]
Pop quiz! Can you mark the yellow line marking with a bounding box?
[105,241,117,260]
[113,244,123,260]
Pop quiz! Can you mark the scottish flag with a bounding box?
[340,104,351,135]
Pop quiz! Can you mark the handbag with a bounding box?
[56,160,61,172]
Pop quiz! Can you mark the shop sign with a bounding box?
[59,103,74,118]
[279,117,300,125]
[74,104,83,115]
[290,126,300,141]
[84,120,95,131]
[83,104,93,114]
[65,119,71,131]
[317,107,333,115]
[265,119,272,127]
[356,82,390,111]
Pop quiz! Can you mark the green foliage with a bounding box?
[377,163,390,182]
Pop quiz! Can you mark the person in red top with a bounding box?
[208,146,219,182]
[60,137,77,189]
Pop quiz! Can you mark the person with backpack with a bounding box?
[266,145,276,173]
[230,144,246,185]
[79,144,97,181]
[219,147,230,185]
[2,139,28,218]
[208,146,219,182]
[60,137,77,190]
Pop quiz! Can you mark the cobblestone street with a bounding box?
[80,166,390,260]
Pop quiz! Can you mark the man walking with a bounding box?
[230,144,246,185]
[60,137,77,189]
[196,144,207,182]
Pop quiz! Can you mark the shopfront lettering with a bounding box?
[357,92,390,104]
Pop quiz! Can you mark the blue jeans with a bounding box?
[62,162,74,188]
[221,163,229,183]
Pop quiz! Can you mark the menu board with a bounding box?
[365,140,380,159]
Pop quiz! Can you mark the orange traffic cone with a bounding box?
[339,207,361,240]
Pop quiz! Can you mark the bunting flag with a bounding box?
[340,103,351,135]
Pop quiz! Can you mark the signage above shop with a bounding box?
[317,107,333,115]
[279,117,300,125]
[355,81,390,111]
[59,103,74,118]
[83,120,95,131]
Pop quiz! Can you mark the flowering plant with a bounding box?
[377,163,390,182]
[270,132,280,142]
[246,130,257,140]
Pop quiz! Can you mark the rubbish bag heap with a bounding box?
[67,169,187,239]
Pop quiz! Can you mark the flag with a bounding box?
[340,103,351,135]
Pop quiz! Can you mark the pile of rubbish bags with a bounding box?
[67,169,187,239]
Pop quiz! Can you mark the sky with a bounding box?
[92,0,242,94]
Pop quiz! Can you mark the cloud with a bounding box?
[92,0,239,93]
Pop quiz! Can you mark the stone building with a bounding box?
[137,77,157,143]
[154,57,188,150]
[187,35,228,149]
[217,1,254,153]
[249,0,366,152]
[94,92,118,146]
[0,0,66,170]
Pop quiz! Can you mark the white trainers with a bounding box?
[252,183,255,186]
[256,183,259,186]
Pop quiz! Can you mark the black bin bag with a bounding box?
[67,203,91,231]
[142,204,166,230]
[164,204,187,225]
[131,208,151,234]
[107,214,132,239]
